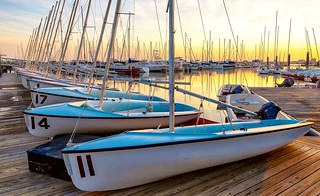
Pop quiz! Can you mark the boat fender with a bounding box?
[256,101,281,120]
[276,77,294,87]
[147,103,153,112]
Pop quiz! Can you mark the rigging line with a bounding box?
[132,0,136,57]
[154,0,164,57]
[312,28,320,60]
[68,84,96,145]
[197,0,206,42]
[222,0,241,62]
[176,0,185,51]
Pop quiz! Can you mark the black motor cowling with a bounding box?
[231,85,244,94]
[276,77,294,87]
[256,101,281,120]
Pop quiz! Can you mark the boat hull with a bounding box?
[24,112,199,137]
[30,87,166,107]
[62,122,312,191]
[24,100,200,137]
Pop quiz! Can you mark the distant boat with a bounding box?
[220,61,236,68]
[211,62,224,69]
[257,66,270,74]
[270,67,282,74]
[217,84,252,102]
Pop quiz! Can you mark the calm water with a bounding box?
[106,68,306,122]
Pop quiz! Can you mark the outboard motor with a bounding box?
[231,85,244,94]
[276,77,294,87]
[256,101,281,120]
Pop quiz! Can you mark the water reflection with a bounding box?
[106,68,305,122]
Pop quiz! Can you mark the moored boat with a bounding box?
[217,84,252,102]
[24,99,200,137]
[62,119,313,191]
[30,86,166,107]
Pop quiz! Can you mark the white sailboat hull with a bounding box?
[30,87,166,107]
[63,122,311,191]
[27,78,74,89]
[30,90,85,107]
[24,111,199,137]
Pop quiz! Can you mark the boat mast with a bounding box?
[56,0,79,79]
[28,19,43,70]
[287,19,292,68]
[36,6,54,72]
[45,0,66,72]
[274,11,278,66]
[41,0,59,65]
[312,28,319,62]
[168,0,175,132]
[73,0,92,83]
[99,0,122,109]
[87,0,113,92]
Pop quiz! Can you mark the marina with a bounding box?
[1,0,320,194]
[0,72,319,195]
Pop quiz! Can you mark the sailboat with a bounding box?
[30,86,166,107]
[61,0,313,191]
[23,0,200,138]
[24,99,199,137]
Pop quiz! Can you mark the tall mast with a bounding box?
[73,0,92,82]
[87,0,113,92]
[35,11,51,68]
[287,19,292,68]
[56,0,79,78]
[168,0,175,132]
[36,6,54,67]
[29,19,43,70]
[312,28,320,62]
[274,10,278,66]
[41,0,60,64]
[99,0,122,109]
[46,0,66,64]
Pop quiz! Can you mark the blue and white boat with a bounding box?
[30,86,166,107]
[62,119,312,191]
[24,99,200,137]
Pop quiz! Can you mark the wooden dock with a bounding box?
[0,75,319,195]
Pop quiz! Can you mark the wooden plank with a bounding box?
[218,151,320,195]
[296,136,320,149]
[260,160,320,195]
[299,179,320,196]
[279,167,320,196]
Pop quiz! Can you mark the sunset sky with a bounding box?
[0,0,319,61]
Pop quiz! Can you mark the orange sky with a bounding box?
[0,0,319,61]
